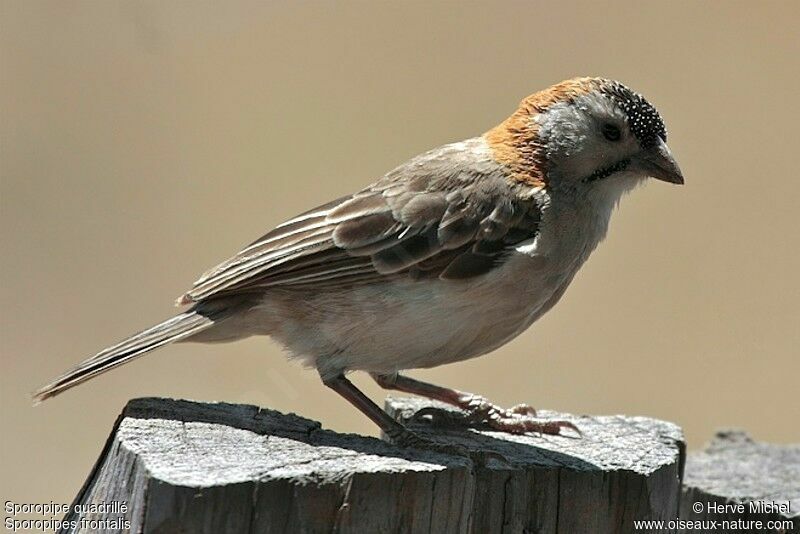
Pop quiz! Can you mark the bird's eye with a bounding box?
[602,123,622,142]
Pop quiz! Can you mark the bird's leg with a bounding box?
[319,373,469,454]
[371,372,579,437]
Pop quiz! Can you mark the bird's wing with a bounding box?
[178,139,542,304]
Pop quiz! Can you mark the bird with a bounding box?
[34,77,683,448]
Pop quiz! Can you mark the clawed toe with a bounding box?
[456,396,581,438]
[407,397,581,438]
[487,417,582,438]
[459,396,539,421]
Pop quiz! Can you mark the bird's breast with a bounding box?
[261,195,615,377]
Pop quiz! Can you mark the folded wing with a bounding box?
[178,140,543,304]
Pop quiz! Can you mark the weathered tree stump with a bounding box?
[63,396,686,533]
[386,397,686,533]
[679,430,799,533]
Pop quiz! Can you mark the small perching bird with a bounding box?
[35,77,683,446]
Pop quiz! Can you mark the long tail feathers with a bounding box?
[33,311,216,404]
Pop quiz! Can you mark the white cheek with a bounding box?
[536,93,634,183]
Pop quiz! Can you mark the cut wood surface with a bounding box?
[64,396,687,533]
[387,397,685,533]
[680,430,798,533]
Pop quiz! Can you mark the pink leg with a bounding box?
[319,372,471,455]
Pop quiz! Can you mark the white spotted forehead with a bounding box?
[534,90,663,152]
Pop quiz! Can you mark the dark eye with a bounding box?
[602,123,622,142]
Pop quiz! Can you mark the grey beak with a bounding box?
[636,139,684,185]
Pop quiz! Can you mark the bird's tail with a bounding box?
[33,309,221,404]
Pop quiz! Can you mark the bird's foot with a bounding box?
[411,395,581,438]
[482,413,581,437]
[459,395,538,421]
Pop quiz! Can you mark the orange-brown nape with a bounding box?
[484,77,608,187]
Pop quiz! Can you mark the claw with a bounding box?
[453,395,581,438]
[495,418,582,438]
[408,396,582,438]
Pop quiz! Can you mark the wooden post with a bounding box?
[62,396,689,533]
[386,397,686,532]
[680,430,798,533]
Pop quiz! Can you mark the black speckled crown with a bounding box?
[600,81,667,149]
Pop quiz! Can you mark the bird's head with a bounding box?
[485,77,683,198]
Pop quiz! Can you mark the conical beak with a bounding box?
[634,139,684,185]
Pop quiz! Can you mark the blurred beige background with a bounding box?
[2,0,798,511]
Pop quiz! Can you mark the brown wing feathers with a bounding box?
[178,144,542,304]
